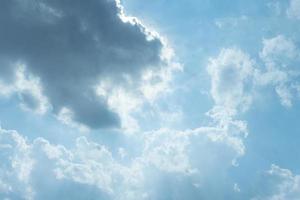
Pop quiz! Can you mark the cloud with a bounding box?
[0,112,247,200]
[287,0,300,20]
[207,35,300,110]
[207,48,255,114]
[0,21,253,199]
[0,128,34,200]
[260,35,298,68]
[257,35,300,107]
[215,16,248,29]
[252,165,300,200]
[0,0,174,129]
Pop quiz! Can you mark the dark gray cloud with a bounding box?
[0,0,164,129]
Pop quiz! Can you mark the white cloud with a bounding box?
[207,48,255,114]
[14,65,50,115]
[142,128,192,174]
[0,112,248,199]
[275,84,293,107]
[207,35,300,110]
[0,127,34,200]
[287,0,300,20]
[0,64,49,114]
[257,35,300,107]
[95,81,142,133]
[253,165,300,200]
[56,107,90,132]
[260,35,298,68]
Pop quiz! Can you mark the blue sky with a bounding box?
[0,0,300,199]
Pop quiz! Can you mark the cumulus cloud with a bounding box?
[207,35,300,110]
[260,35,298,68]
[0,0,175,129]
[207,48,255,115]
[0,2,250,198]
[0,112,247,200]
[0,128,34,200]
[258,35,300,107]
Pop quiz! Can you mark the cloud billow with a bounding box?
[0,0,164,129]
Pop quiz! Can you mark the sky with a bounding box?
[0,0,300,199]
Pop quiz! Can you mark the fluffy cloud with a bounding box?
[0,111,247,200]
[0,0,174,129]
[258,35,300,107]
[252,165,300,200]
[260,35,298,68]
[207,48,255,115]
[0,128,34,200]
[207,35,300,110]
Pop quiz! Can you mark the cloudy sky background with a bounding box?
[0,0,300,199]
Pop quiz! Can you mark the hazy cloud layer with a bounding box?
[253,165,300,200]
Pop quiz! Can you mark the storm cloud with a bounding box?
[0,0,164,129]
